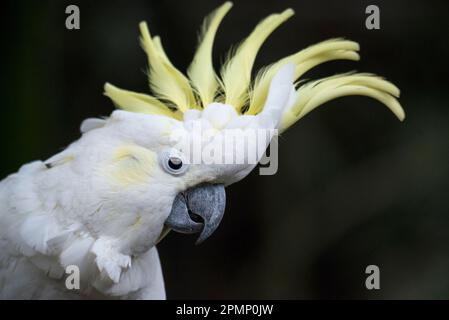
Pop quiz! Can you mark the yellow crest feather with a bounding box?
[247,39,360,115]
[139,22,196,112]
[152,36,174,67]
[188,2,233,108]
[220,8,294,111]
[104,83,182,120]
[103,2,404,129]
[281,73,404,131]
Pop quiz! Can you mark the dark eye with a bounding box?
[168,157,183,170]
[160,149,189,175]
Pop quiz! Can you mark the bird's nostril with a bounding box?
[188,209,203,224]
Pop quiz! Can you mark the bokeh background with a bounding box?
[1,0,448,299]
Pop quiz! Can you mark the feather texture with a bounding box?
[104,4,403,127]
[220,8,294,111]
[247,39,360,115]
[104,83,182,120]
[281,73,404,131]
[188,2,233,108]
[80,118,106,133]
[139,22,196,112]
[0,3,406,300]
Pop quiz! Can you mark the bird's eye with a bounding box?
[160,149,189,175]
[168,157,183,170]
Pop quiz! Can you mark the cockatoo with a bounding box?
[0,2,404,299]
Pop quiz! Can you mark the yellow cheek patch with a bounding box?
[108,145,157,186]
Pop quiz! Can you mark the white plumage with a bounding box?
[0,2,404,299]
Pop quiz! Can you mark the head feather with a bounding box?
[104,2,404,131]
[139,22,196,111]
[281,73,404,131]
[220,8,294,111]
[104,83,182,120]
[188,2,233,108]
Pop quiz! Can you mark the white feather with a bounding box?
[80,118,107,133]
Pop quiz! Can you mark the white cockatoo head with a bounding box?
[64,62,295,256]
[27,2,403,286]
[85,1,404,252]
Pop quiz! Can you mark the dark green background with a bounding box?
[1,0,448,299]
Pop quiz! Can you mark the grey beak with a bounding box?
[165,184,226,244]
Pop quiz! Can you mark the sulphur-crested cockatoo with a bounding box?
[0,2,404,299]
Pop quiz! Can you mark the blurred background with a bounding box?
[1,0,448,299]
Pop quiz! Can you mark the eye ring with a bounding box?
[159,149,189,175]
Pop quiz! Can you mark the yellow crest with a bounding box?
[104,2,404,132]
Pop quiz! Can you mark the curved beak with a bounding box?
[165,184,226,244]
